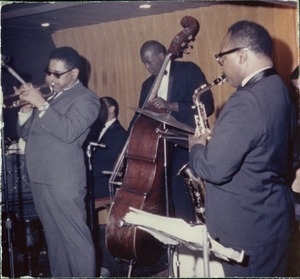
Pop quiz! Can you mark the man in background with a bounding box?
[92,96,127,199]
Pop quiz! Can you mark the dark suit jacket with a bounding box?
[92,120,126,198]
[129,60,214,167]
[139,60,214,128]
[189,72,295,247]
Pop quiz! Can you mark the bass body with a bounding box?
[106,115,166,263]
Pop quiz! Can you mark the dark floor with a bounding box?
[2,223,169,278]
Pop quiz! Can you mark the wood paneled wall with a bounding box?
[52,3,299,129]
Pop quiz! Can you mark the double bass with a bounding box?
[105,16,200,265]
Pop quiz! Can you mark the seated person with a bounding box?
[92,97,127,198]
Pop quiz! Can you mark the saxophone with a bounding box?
[178,74,226,223]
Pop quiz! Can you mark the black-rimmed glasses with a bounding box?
[44,67,74,79]
[215,47,248,66]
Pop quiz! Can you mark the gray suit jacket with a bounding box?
[17,82,100,187]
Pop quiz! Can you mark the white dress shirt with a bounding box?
[157,61,171,100]
[98,118,116,141]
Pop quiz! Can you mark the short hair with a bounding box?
[49,46,81,70]
[140,40,167,56]
[228,20,273,58]
[290,65,300,80]
[101,96,119,117]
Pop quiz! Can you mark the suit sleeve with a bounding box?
[36,93,100,144]
[189,90,263,184]
[17,112,34,140]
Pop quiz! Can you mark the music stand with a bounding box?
[123,207,245,278]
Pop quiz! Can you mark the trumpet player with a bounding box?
[189,21,296,277]
[16,46,100,277]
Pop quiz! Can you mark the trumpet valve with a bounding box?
[3,83,55,109]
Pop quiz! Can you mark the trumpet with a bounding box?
[3,83,55,109]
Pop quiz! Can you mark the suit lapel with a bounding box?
[98,120,119,143]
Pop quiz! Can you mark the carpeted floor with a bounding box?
[2,223,169,278]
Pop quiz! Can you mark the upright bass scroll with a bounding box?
[144,16,200,106]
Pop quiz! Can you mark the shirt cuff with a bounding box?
[18,109,33,126]
[38,102,50,118]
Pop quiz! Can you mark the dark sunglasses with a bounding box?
[44,67,74,79]
[215,47,248,66]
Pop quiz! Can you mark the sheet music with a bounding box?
[124,207,204,244]
[124,207,244,263]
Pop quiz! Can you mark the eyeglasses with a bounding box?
[44,67,74,79]
[215,47,248,66]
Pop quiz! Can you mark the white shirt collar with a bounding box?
[48,80,80,100]
[105,118,116,128]
[241,66,272,87]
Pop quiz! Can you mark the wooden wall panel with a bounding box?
[52,3,299,129]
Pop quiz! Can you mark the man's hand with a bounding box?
[189,132,211,150]
[148,97,178,112]
[14,84,46,109]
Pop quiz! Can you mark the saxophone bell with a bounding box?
[178,163,206,223]
[177,163,205,195]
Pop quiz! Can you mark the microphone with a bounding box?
[88,142,106,149]
[1,54,11,62]
[86,141,106,158]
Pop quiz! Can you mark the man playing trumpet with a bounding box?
[15,46,100,277]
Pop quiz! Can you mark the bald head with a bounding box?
[140,40,167,76]
[218,21,273,88]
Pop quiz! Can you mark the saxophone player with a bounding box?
[188,21,296,277]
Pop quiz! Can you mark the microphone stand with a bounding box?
[1,113,15,278]
[1,59,27,85]
[86,142,106,235]
[86,141,105,276]
[161,122,174,278]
